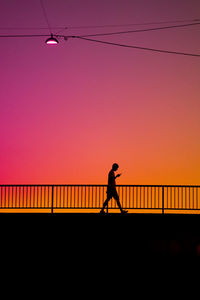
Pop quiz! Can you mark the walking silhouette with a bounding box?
[100,163,128,214]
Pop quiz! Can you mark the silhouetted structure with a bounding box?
[0,184,200,214]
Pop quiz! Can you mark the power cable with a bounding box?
[1,21,199,38]
[77,22,200,38]
[66,18,200,29]
[0,34,49,38]
[76,36,200,58]
[1,18,200,32]
[0,27,64,31]
[52,18,200,35]
[51,18,200,36]
[0,24,200,58]
[0,33,199,58]
[40,0,52,34]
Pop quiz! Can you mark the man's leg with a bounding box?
[114,194,123,212]
[113,191,128,213]
[100,197,111,213]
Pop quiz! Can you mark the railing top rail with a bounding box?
[0,184,200,187]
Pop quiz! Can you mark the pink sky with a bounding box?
[0,0,200,185]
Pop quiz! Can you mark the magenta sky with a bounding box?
[0,0,200,184]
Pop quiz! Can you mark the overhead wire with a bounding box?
[67,18,200,29]
[51,18,200,36]
[0,19,199,58]
[1,18,200,32]
[0,27,64,31]
[77,21,200,38]
[0,34,49,38]
[75,36,200,58]
[40,0,52,34]
[1,21,200,37]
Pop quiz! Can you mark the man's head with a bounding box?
[112,163,119,171]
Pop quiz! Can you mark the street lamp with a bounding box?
[45,34,59,45]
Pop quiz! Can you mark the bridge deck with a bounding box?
[1,213,200,256]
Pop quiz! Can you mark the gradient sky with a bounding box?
[0,0,200,185]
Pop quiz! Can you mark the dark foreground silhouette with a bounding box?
[1,213,200,257]
[100,163,128,214]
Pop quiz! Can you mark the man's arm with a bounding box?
[115,173,122,178]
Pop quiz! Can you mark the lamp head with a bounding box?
[45,34,59,45]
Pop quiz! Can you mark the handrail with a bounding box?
[0,184,200,187]
[0,184,200,213]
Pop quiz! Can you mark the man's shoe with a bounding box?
[100,209,106,215]
[121,209,128,214]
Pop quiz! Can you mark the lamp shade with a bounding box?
[45,34,59,45]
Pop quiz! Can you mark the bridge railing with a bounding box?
[0,184,200,213]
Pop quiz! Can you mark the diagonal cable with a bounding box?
[40,0,52,34]
[76,36,200,58]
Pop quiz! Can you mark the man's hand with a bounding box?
[116,173,122,178]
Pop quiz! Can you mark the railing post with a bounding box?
[51,186,54,214]
[162,186,164,214]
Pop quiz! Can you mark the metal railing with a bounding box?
[0,184,200,213]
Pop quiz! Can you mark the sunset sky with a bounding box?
[1,0,200,185]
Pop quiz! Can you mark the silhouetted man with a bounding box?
[100,163,128,214]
